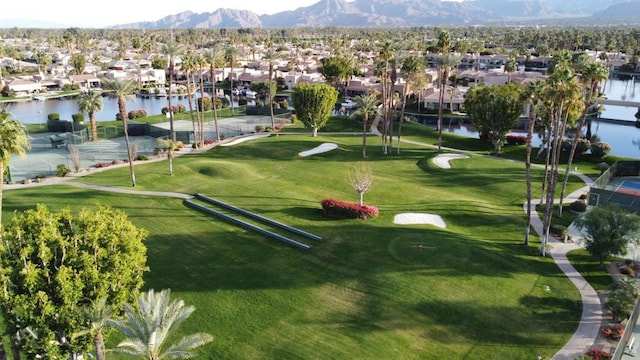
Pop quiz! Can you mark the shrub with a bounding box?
[569,200,587,213]
[127,109,148,120]
[255,125,264,133]
[619,265,636,278]
[600,324,624,340]
[71,113,84,123]
[62,83,80,91]
[550,224,568,238]
[505,135,527,145]
[320,199,379,220]
[48,113,60,121]
[585,348,612,360]
[591,142,612,158]
[238,98,248,106]
[279,100,289,109]
[579,193,589,201]
[136,155,148,161]
[95,162,111,168]
[56,164,70,177]
[161,104,186,115]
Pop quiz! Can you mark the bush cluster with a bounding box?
[320,199,379,220]
[591,142,612,158]
[161,104,186,115]
[601,324,624,340]
[550,224,568,238]
[569,200,587,213]
[72,113,84,123]
[584,348,612,360]
[56,164,70,177]
[127,109,148,120]
[48,113,60,121]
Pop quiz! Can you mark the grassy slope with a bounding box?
[3,120,589,359]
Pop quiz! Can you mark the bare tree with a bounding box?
[348,162,373,206]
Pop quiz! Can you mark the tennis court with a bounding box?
[614,180,640,197]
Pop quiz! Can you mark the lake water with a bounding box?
[3,79,640,158]
[5,94,199,124]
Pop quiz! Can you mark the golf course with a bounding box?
[2,118,594,359]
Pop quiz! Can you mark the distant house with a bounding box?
[69,74,101,89]
[5,77,43,95]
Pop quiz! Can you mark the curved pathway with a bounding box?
[524,174,600,360]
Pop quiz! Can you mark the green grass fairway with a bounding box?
[3,122,587,359]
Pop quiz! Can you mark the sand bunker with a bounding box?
[220,134,270,147]
[298,143,338,157]
[394,213,447,228]
[432,154,469,169]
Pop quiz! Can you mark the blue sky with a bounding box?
[0,0,328,27]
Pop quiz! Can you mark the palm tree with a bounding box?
[0,107,30,225]
[521,80,545,247]
[225,46,239,115]
[435,54,460,151]
[263,49,281,132]
[351,94,379,158]
[162,41,183,143]
[398,55,425,154]
[180,51,199,147]
[557,61,609,216]
[108,289,213,360]
[204,47,224,142]
[77,90,103,141]
[72,297,113,360]
[102,77,138,187]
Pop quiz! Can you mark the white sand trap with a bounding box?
[394,213,447,228]
[298,143,338,157]
[433,154,469,169]
[220,134,270,147]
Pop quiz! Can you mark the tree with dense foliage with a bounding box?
[108,289,213,360]
[575,205,640,267]
[318,55,353,94]
[77,90,103,141]
[0,204,148,359]
[606,277,640,322]
[464,83,525,154]
[71,53,86,75]
[291,83,338,137]
[102,77,139,187]
[351,93,379,158]
[0,107,30,224]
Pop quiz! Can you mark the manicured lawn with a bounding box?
[2,121,588,359]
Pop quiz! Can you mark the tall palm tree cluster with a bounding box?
[520,50,608,255]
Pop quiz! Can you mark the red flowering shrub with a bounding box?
[321,199,379,220]
[585,348,612,360]
[601,324,624,340]
[204,139,216,145]
[505,135,527,145]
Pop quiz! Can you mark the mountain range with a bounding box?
[112,0,640,29]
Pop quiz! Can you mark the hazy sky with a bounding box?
[0,0,333,27]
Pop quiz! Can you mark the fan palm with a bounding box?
[101,77,138,187]
[435,54,460,152]
[225,46,239,115]
[204,47,224,142]
[263,49,281,132]
[72,297,113,360]
[77,90,103,141]
[108,289,213,360]
[0,107,30,224]
[351,94,379,158]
